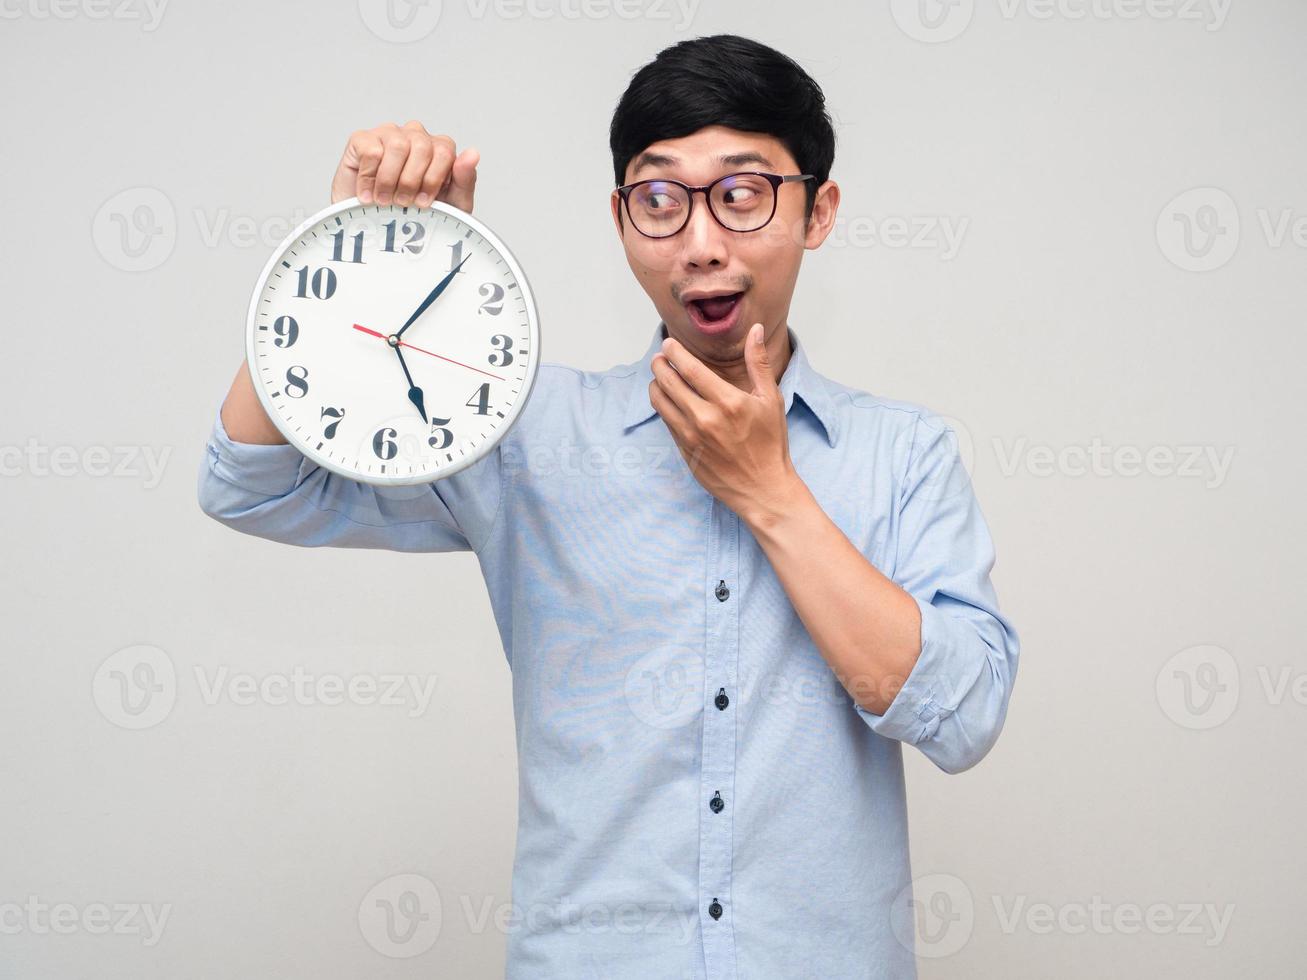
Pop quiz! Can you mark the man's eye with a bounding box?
[645,193,679,210]
[722,187,759,206]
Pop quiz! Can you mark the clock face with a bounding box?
[245,198,540,486]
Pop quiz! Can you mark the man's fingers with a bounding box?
[372,131,413,206]
[394,135,434,207]
[418,138,458,209]
[438,146,479,212]
[346,130,385,205]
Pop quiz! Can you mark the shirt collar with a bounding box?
[621,321,840,448]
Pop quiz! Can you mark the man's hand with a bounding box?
[649,322,803,524]
[330,121,479,211]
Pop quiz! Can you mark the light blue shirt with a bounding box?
[198,321,1020,979]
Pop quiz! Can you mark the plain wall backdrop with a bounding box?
[2,0,1304,976]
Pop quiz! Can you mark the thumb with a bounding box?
[745,322,775,395]
[440,145,480,212]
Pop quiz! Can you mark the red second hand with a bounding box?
[351,323,505,381]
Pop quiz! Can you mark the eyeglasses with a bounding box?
[615,171,816,239]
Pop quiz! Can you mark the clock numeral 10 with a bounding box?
[294,265,336,300]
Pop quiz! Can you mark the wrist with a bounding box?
[741,469,811,535]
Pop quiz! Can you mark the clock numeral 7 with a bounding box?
[320,406,346,439]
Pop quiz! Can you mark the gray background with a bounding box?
[2,0,1303,976]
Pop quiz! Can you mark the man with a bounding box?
[199,33,1019,980]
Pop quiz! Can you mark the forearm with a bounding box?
[742,476,922,715]
[220,358,287,445]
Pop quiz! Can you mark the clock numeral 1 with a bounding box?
[447,241,469,276]
[294,265,337,300]
[329,229,365,264]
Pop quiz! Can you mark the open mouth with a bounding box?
[685,291,745,333]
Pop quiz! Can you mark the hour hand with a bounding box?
[394,346,428,422]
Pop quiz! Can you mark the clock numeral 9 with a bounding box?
[294,265,337,300]
[488,334,513,367]
[272,315,298,348]
[284,365,309,398]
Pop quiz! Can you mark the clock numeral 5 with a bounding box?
[429,415,454,451]
[293,265,337,300]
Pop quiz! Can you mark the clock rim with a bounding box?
[243,195,542,487]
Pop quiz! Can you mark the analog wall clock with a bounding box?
[244,197,540,486]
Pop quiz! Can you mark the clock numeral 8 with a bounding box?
[284,365,309,398]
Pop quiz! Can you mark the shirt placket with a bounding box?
[698,495,739,977]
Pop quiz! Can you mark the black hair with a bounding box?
[609,34,836,221]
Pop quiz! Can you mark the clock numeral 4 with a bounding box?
[466,382,492,416]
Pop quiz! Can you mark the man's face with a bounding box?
[610,125,837,367]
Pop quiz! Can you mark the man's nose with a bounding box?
[680,197,729,269]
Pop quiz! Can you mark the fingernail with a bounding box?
[359,188,373,204]
[753,323,764,344]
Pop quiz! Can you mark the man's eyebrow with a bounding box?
[629,150,777,178]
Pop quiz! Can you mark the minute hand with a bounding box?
[395,254,471,340]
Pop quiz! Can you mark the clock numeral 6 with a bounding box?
[284,365,309,398]
[294,265,337,300]
[320,406,346,439]
[372,427,399,461]
[489,333,513,367]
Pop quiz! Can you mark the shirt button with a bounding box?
[714,687,729,710]
[709,791,724,813]
[714,579,730,602]
[708,899,723,920]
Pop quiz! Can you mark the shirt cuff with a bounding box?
[853,593,987,745]
[204,406,311,496]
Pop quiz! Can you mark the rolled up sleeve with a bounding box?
[196,406,504,554]
[855,411,1020,774]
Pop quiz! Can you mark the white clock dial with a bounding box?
[244,198,540,486]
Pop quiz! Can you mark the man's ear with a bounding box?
[610,190,626,239]
[803,179,841,250]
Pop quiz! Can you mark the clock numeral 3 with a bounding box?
[489,333,513,367]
